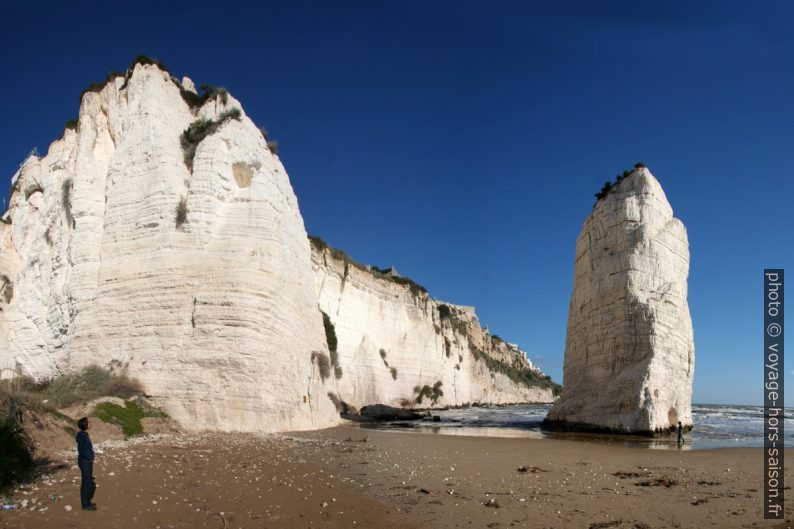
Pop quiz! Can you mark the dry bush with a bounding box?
[1,366,142,412]
[311,352,332,380]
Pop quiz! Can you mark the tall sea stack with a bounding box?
[545,166,694,434]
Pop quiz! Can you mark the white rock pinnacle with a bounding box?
[545,167,694,434]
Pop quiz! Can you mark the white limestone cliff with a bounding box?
[311,240,558,409]
[0,62,338,432]
[544,167,694,434]
[0,60,557,432]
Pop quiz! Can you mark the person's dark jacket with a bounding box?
[76,430,94,462]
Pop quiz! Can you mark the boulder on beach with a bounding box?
[359,404,423,421]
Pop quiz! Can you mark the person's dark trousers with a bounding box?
[78,457,95,508]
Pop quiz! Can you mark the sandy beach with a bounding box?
[1,425,789,529]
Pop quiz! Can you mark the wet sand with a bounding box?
[1,425,790,529]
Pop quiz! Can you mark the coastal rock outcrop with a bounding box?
[312,239,559,410]
[544,166,694,434]
[0,61,338,431]
[0,59,557,432]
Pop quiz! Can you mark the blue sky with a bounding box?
[0,1,791,405]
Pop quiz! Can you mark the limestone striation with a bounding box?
[544,167,694,434]
[0,59,556,432]
[311,238,559,410]
[0,61,338,432]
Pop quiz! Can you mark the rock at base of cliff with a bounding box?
[358,404,423,421]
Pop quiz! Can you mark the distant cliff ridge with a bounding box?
[311,236,559,410]
[0,58,557,432]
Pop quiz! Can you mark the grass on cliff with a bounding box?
[180,108,242,170]
[0,366,142,412]
[94,400,167,437]
[309,235,428,297]
[469,344,561,395]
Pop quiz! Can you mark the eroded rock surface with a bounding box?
[0,63,337,432]
[545,167,694,434]
[0,61,557,433]
[312,241,558,410]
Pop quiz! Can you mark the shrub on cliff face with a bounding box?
[390,275,428,296]
[438,304,452,320]
[175,197,188,228]
[322,312,338,354]
[200,84,229,105]
[78,70,125,103]
[327,392,353,414]
[390,367,398,380]
[321,312,342,379]
[180,108,242,170]
[594,181,613,200]
[1,280,13,304]
[311,352,332,380]
[308,235,329,251]
[76,56,170,104]
[129,55,170,73]
[64,118,78,131]
[595,164,647,202]
[180,118,215,168]
[413,381,443,405]
[62,179,73,226]
[172,82,231,110]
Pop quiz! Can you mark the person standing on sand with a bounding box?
[677,421,684,445]
[76,417,97,511]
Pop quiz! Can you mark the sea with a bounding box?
[358,404,793,450]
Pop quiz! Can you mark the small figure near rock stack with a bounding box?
[544,166,695,435]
